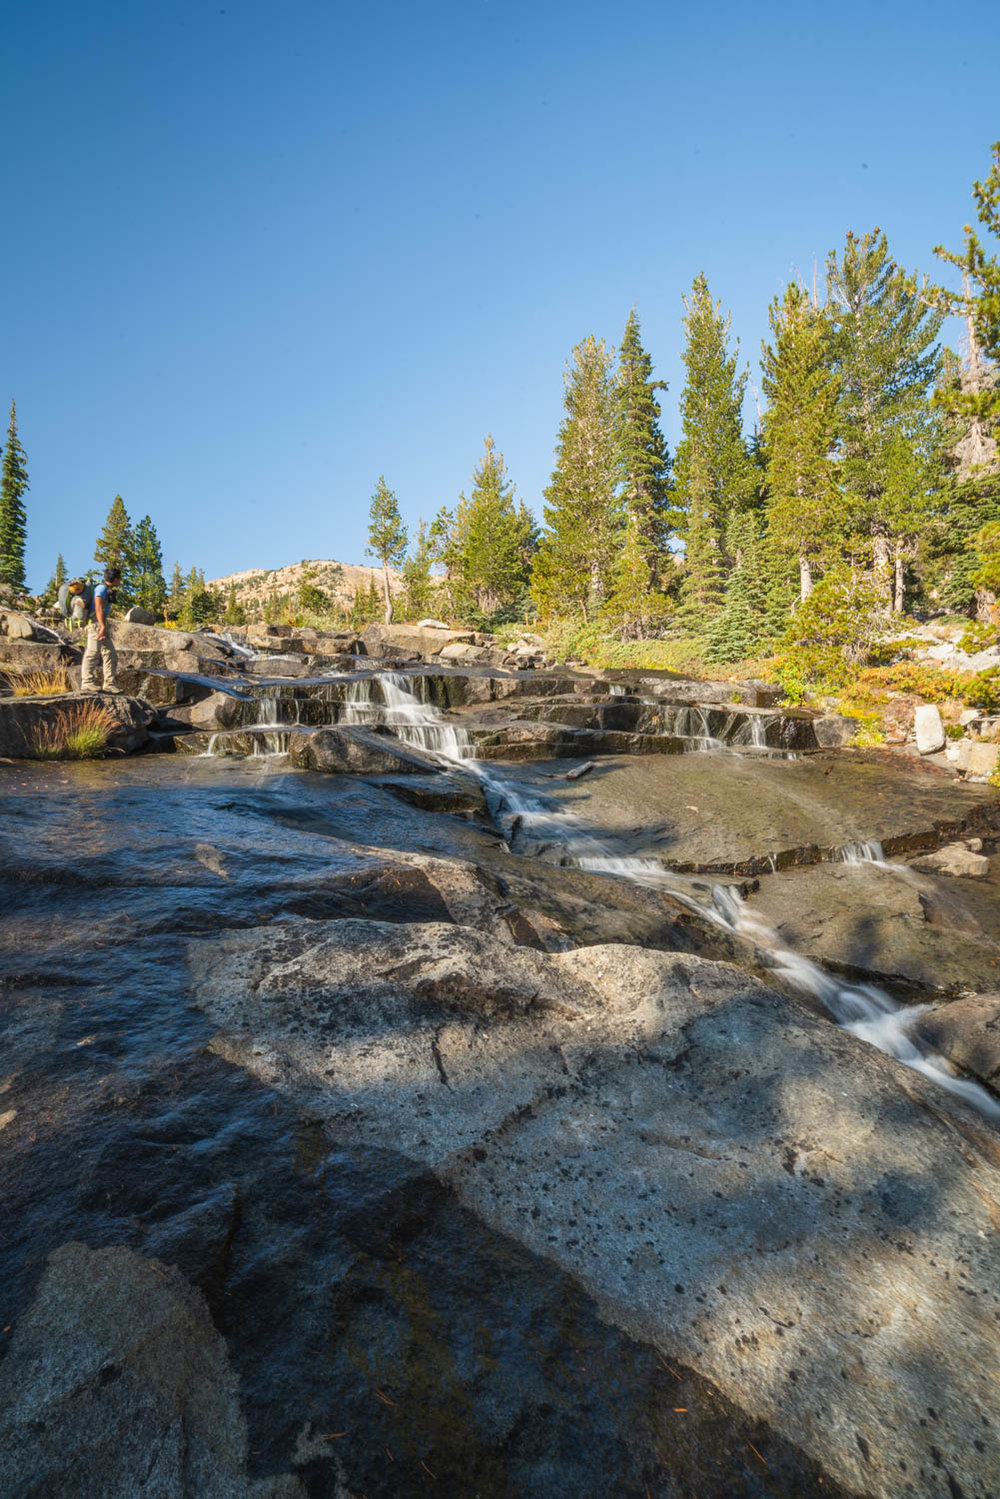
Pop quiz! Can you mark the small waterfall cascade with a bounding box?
[838,840,885,865]
[732,713,773,749]
[674,706,725,752]
[218,632,260,660]
[342,673,471,760]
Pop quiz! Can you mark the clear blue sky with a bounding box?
[3,0,996,588]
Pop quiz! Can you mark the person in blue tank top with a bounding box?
[80,566,123,692]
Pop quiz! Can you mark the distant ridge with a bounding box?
[206,558,401,607]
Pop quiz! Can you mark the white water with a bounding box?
[344,669,1000,1123]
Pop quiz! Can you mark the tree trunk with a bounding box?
[799,556,813,602]
[871,524,892,603]
[893,553,906,614]
[382,564,393,625]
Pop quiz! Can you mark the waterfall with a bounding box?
[838,840,885,865]
[341,672,1000,1122]
[342,673,471,760]
[675,706,725,753]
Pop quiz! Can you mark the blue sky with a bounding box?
[3,0,996,588]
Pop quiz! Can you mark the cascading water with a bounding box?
[342,673,471,760]
[343,668,1000,1123]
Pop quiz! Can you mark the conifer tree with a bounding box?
[933,141,1000,423]
[94,495,136,604]
[449,437,537,624]
[706,513,779,662]
[761,282,841,601]
[601,512,669,639]
[131,516,166,613]
[826,230,944,609]
[532,335,621,620]
[401,522,437,620]
[0,400,29,591]
[617,309,674,567]
[44,553,68,603]
[166,562,185,617]
[225,583,247,626]
[673,276,754,624]
[366,475,407,624]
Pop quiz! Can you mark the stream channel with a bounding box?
[3,662,1000,1498]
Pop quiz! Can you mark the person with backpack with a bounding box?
[81,566,123,692]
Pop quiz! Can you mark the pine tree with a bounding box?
[761,282,841,601]
[673,276,754,625]
[617,309,674,569]
[43,553,68,603]
[826,229,944,609]
[94,495,136,604]
[706,513,778,662]
[933,141,1000,424]
[366,475,407,624]
[0,400,29,591]
[401,522,437,620]
[131,516,166,613]
[225,583,247,626]
[532,335,621,620]
[601,512,669,639]
[448,437,537,625]
[166,562,185,618]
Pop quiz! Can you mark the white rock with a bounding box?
[914,703,946,755]
[417,618,452,630]
[909,843,990,878]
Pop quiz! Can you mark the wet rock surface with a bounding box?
[4,707,1000,1497]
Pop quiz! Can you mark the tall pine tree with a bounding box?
[826,229,944,610]
[448,437,536,624]
[532,335,621,620]
[617,309,674,570]
[131,516,166,613]
[673,275,754,624]
[0,400,29,592]
[366,476,407,624]
[94,495,136,605]
[761,282,841,601]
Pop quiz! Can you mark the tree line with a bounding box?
[367,141,998,660]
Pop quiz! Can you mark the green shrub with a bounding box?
[776,568,892,698]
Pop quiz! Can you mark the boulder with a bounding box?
[811,712,859,748]
[362,622,475,658]
[288,724,446,776]
[0,609,35,640]
[0,1242,303,1499]
[914,702,946,754]
[124,605,158,625]
[0,692,156,757]
[955,739,1000,779]
[190,918,1000,1499]
[111,621,195,653]
[242,656,311,678]
[914,992,1000,1085]
[0,639,78,673]
[417,617,453,630]
[908,842,991,878]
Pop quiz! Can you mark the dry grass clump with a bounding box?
[4,667,69,697]
[29,701,119,760]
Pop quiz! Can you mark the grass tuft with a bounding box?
[28,701,119,760]
[4,667,69,697]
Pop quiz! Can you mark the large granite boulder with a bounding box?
[915,992,1000,1086]
[0,639,78,674]
[189,917,1000,1499]
[362,622,475,658]
[0,692,156,757]
[124,605,158,624]
[288,724,446,776]
[0,609,35,639]
[0,1243,303,1499]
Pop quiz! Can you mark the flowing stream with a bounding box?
[344,672,1000,1122]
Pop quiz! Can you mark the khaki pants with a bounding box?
[81,622,120,692]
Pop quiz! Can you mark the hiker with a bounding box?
[57,578,93,632]
[81,567,122,692]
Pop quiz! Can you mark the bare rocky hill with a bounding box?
[206,558,401,608]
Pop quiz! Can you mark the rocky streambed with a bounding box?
[4,622,1000,1497]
